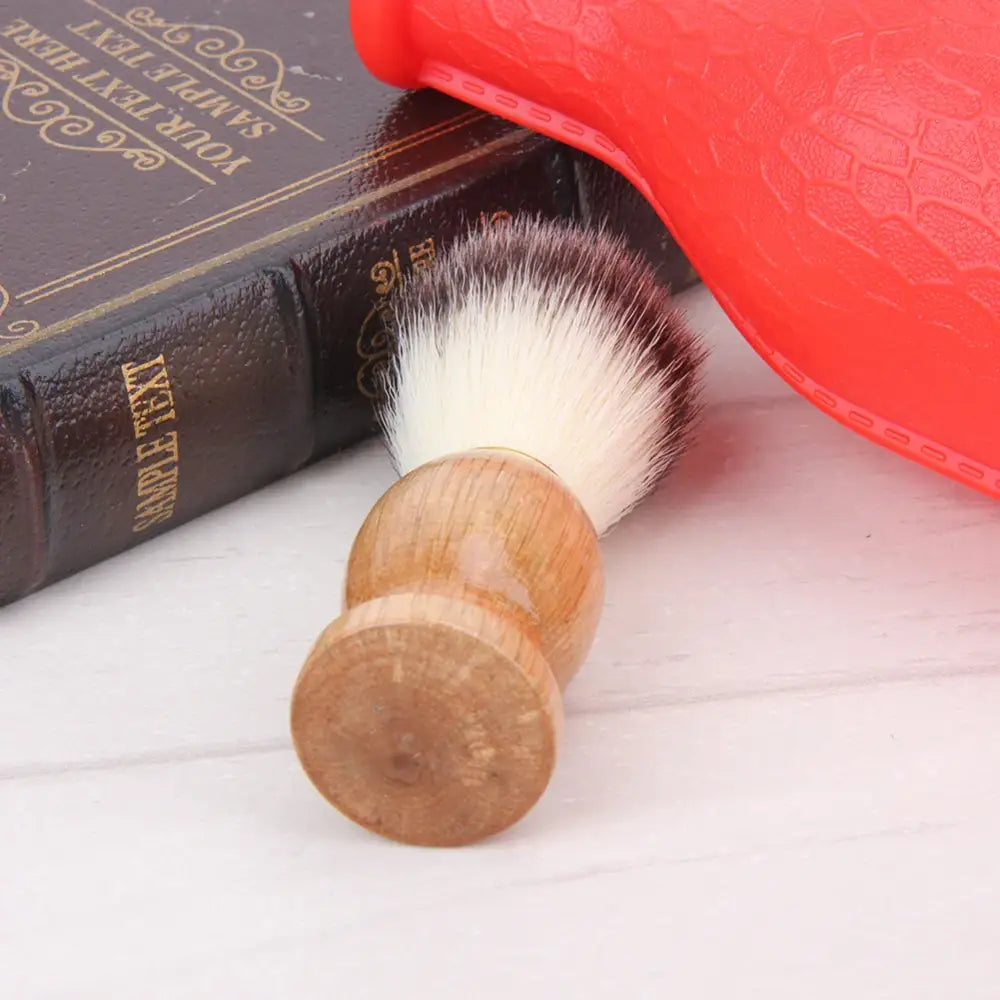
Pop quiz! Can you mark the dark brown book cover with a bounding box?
[0,0,698,606]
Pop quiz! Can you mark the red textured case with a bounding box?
[351,0,1000,500]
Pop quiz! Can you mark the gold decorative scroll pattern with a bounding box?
[356,253,403,401]
[0,283,40,340]
[0,56,165,172]
[125,5,311,117]
[355,214,511,399]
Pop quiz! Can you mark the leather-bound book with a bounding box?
[0,0,698,606]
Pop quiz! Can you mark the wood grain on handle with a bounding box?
[290,449,604,846]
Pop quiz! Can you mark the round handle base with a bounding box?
[290,591,563,847]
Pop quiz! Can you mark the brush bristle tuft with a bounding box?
[377,215,706,535]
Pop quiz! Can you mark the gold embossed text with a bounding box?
[121,353,180,532]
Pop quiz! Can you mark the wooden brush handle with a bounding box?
[290,449,604,846]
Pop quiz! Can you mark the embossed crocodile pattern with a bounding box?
[352,0,1000,498]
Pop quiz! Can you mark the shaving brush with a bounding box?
[290,216,704,846]
[350,0,1000,501]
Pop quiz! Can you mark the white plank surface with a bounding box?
[3,283,999,999]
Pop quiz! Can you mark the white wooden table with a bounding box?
[3,283,999,999]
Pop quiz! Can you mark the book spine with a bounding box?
[0,265,316,601]
[0,136,697,606]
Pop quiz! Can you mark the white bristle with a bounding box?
[377,215,705,536]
